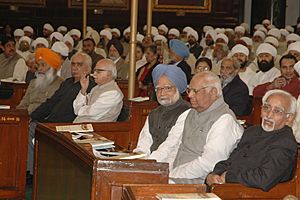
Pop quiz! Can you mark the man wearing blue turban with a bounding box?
[134,64,190,169]
[169,39,192,83]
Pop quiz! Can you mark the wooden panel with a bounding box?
[0,82,28,108]
[34,124,94,200]
[94,160,169,199]
[122,184,207,200]
[0,109,28,199]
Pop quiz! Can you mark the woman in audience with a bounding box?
[135,42,147,71]
[194,57,212,74]
[136,44,159,96]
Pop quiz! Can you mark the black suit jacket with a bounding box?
[189,43,203,59]
[222,75,250,116]
[177,60,192,84]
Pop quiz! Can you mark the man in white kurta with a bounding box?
[169,71,243,183]
[134,64,190,169]
[249,43,281,95]
[73,59,123,123]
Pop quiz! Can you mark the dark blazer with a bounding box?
[31,77,96,123]
[212,125,297,192]
[189,43,203,59]
[222,75,250,116]
[177,60,192,84]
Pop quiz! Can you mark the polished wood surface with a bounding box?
[117,80,140,99]
[122,184,207,200]
[0,81,28,107]
[0,108,29,199]
[33,123,168,200]
[210,150,300,199]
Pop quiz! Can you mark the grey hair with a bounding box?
[262,89,297,114]
[195,71,222,96]
[101,58,118,79]
[222,57,241,69]
[216,43,229,54]
[71,52,92,74]
[26,54,36,62]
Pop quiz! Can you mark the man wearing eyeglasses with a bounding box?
[169,71,243,183]
[73,58,123,123]
[206,89,297,191]
[134,64,190,169]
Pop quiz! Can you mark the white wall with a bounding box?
[286,0,300,26]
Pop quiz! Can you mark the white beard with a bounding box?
[34,68,56,90]
[261,117,275,132]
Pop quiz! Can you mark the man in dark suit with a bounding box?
[206,89,297,191]
[169,39,192,83]
[220,57,250,116]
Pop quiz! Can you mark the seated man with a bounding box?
[31,52,95,123]
[134,64,190,169]
[17,48,63,114]
[73,58,123,123]
[206,89,297,191]
[169,39,192,83]
[169,71,243,183]
[253,54,300,98]
[220,57,250,116]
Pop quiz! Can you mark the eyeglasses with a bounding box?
[71,62,84,68]
[155,85,175,93]
[195,66,210,72]
[93,68,111,73]
[186,86,212,95]
[261,103,290,116]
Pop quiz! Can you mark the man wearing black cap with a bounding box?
[107,38,129,80]
[82,37,103,70]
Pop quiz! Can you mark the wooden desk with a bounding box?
[0,81,28,107]
[117,80,139,99]
[122,184,207,200]
[33,124,169,200]
[0,109,28,199]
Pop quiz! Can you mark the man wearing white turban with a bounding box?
[249,43,281,95]
[134,64,190,169]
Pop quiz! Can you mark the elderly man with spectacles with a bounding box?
[73,58,123,123]
[134,64,190,169]
[206,89,297,191]
[169,71,243,183]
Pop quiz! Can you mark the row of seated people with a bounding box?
[10,43,300,195]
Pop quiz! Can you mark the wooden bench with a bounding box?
[210,150,300,199]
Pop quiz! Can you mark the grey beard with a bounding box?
[34,68,56,90]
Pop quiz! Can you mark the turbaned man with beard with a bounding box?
[206,89,297,192]
[17,48,63,114]
[134,64,190,169]
[249,43,280,95]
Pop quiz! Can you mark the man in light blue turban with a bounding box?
[134,64,190,170]
[169,39,192,83]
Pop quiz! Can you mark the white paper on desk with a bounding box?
[56,124,94,133]
[1,78,26,84]
[0,105,10,109]
[129,96,150,102]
